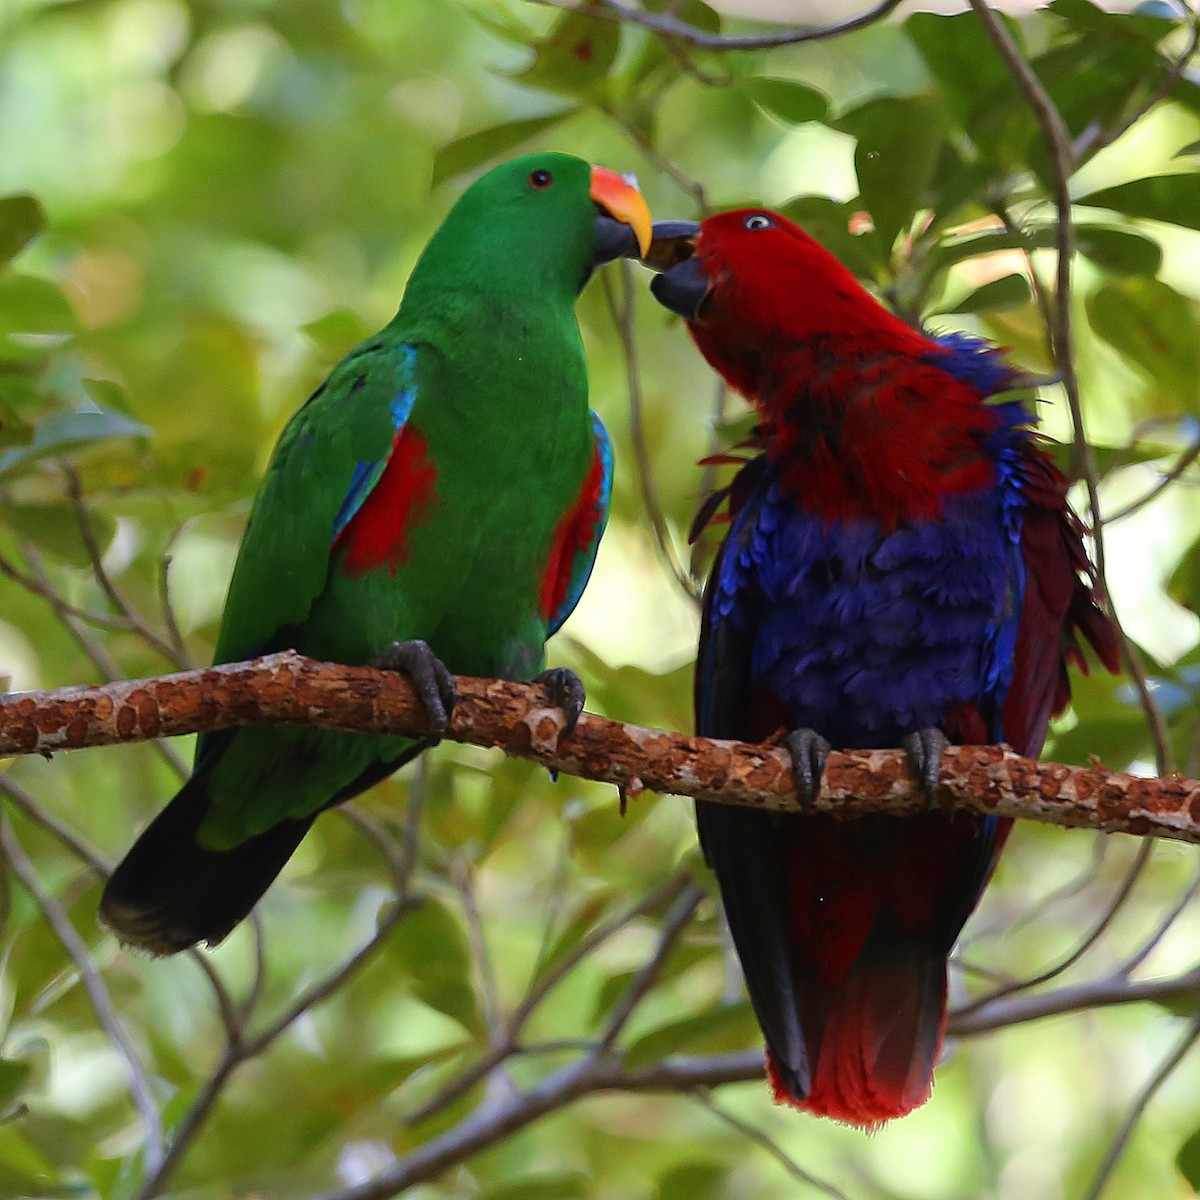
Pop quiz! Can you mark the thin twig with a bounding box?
[962,831,1109,945]
[1078,1006,1200,1200]
[0,775,108,875]
[0,775,242,1039]
[157,527,193,668]
[1117,858,1200,976]
[606,106,710,213]
[0,815,166,1172]
[135,800,424,1199]
[62,465,190,669]
[970,0,1174,778]
[1073,3,1200,163]
[601,262,699,600]
[957,839,1154,1016]
[313,1050,766,1200]
[598,882,703,1050]
[530,0,904,50]
[0,552,147,634]
[693,1091,856,1200]
[404,869,695,1126]
[451,856,509,1053]
[16,540,188,779]
[1104,436,1200,524]
[949,965,1200,1036]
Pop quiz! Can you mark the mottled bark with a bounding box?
[1,649,1195,843]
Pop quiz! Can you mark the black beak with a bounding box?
[593,214,645,266]
[643,220,701,271]
[650,256,710,321]
[644,220,709,320]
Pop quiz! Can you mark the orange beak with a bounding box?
[589,165,652,258]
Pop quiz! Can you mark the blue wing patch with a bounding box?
[331,346,419,542]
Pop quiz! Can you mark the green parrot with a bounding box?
[100,153,652,954]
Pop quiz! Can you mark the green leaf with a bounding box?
[937,272,1031,315]
[517,3,621,96]
[779,195,885,280]
[1080,174,1200,233]
[79,377,134,416]
[0,1059,31,1114]
[1168,531,1200,612]
[475,1171,591,1200]
[529,888,616,987]
[0,409,150,483]
[1178,1125,1200,1190]
[432,112,577,187]
[838,94,948,253]
[623,1002,754,1069]
[385,896,480,1033]
[656,1161,728,1200]
[929,223,1161,279]
[0,504,115,567]
[1086,277,1200,405]
[906,11,1030,169]
[741,77,828,125]
[1049,0,1177,44]
[1075,225,1163,275]
[0,274,74,336]
[1033,40,1165,175]
[0,196,44,266]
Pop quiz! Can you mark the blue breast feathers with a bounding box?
[715,446,1031,748]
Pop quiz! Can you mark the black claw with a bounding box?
[782,728,832,812]
[534,667,586,738]
[371,640,457,734]
[902,726,949,809]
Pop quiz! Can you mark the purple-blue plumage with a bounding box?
[706,393,1034,749]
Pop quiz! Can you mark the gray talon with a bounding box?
[372,639,457,734]
[534,667,586,737]
[783,728,833,811]
[902,726,949,809]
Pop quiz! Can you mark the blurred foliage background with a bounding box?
[3,0,1200,1197]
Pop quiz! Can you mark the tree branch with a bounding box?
[2,651,1199,842]
[528,0,904,51]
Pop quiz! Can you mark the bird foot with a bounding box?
[371,640,457,734]
[533,667,586,738]
[902,726,949,809]
[782,727,833,812]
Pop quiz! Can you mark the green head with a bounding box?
[399,152,651,313]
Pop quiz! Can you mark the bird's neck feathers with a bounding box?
[691,257,1016,526]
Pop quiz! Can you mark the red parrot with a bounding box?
[646,211,1119,1125]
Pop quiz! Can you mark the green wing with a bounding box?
[212,338,419,665]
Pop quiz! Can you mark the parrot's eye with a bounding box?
[529,169,554,190]
[743,214,774,231]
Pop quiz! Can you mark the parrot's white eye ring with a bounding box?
[743,214,773,231]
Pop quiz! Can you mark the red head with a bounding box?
[646,209,1004,524]
[650,208,935,408]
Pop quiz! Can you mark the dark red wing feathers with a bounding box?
[1005,444,1120,757]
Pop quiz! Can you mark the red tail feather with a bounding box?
[767,945,946,1127]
